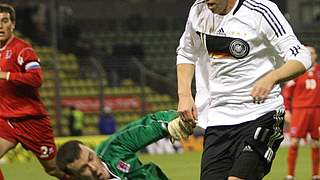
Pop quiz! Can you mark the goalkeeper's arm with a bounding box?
[105,110,194,153]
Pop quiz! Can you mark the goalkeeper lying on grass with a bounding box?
[56,110,195,180]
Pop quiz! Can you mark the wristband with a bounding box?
[6,72,10,81]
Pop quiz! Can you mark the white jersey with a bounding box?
[176,0,311,128]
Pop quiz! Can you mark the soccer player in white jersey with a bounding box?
[176,0,312,180]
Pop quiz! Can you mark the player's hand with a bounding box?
[251,73,277,104]
[177,94,198,123]
[168,117,196,141]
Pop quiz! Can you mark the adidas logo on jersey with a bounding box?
[243,145,253,152]
[217,28,226,36]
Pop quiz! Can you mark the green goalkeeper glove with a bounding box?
[167,117,195,141]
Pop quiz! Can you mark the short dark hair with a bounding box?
[56,140,84,175]
[0,4,15,22]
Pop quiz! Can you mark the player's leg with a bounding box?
[0,118,20,180]
[200,126,234,180]
[287,137,300,179]
[229,110,285,180]
[11,117,68,179]
[310,138,319,179]
[229,150,268,180]
[310,108,320,179]
[286,109,308,179]
[0,138,17,158]
[0,118,19,158]
[37,157,70,179]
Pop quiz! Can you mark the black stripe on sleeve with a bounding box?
[249,0,286,35]
[244,0,284,36]
[243,3,280,37]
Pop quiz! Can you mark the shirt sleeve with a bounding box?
[9,47,43,88]
[282,80,295,111]
[259,2,311,70]
[176,5,203,65]
[96,111,178,177]
[109,110,179,153]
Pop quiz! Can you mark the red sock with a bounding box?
[312,147,319,176]
[288,145,298,176]
[0,169,4,180]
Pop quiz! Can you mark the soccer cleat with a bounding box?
[284,175,294,180]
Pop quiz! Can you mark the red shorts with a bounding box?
[289,108,320,139]
[0,116,56,160]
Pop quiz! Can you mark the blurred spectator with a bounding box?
[98,106,116,135]
[68,106,84,136]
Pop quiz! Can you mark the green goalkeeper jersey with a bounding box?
[95,110,179,180]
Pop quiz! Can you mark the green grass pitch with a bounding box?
[1,146,313,179]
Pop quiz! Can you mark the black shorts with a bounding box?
[201,110,284,180]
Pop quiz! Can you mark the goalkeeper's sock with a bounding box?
[312,147,319,176]
[287,145,298,176]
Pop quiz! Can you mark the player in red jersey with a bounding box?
[0,4,68,179]
[283,46,320,180]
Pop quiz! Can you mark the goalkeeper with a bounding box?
[56,110,195,180]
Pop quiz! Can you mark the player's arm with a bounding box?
[0,48,43,88]
[110,110,194,153]
[282,81,295,124]
[251,2,311,101]
[177,64,197,121]
[0,66,43,88]
[176,9,202,122]
[282,80,295,111]
[111,111,180,153]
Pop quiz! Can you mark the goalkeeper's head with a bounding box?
[56,140,111,180]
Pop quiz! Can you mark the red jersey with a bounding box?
[0,36,48,118]
[282,64,320,110]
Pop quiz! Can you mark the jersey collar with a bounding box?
[233,0,245,15]
[0,35,14,51]
[102,161,121,180]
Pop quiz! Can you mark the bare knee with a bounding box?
[311,139,319,148]
[289,138,300,148]
[0,138,17,158]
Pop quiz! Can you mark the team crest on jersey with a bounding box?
[39,146,55,159]
[197,31,250,59]
[5,50,12,60]
[116,160,130,173]
[229,39,250,59]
